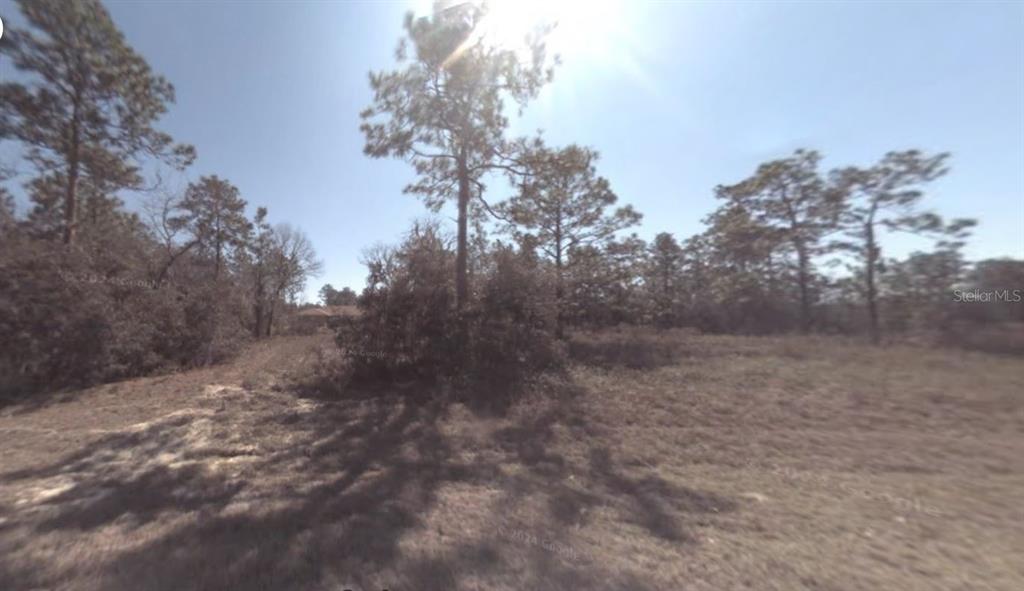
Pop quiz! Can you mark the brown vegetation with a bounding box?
[1,331,1020,590]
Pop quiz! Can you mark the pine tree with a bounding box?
[360,2,554,310]
[0,0,195,245]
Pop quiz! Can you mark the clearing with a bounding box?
[1,333,1021,590]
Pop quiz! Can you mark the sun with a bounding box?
[475,0,624,63]
[424,0,626,66]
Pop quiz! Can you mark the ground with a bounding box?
[0,332,1021,591]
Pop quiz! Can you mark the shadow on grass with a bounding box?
[1,365,738,590]
[489,376,735,545]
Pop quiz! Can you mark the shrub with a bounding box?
[0,234,252,400]
[336,223,562,390]
[337,222,459,380]
[464,244,563,383]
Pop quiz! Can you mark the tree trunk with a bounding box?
[796,243,811,333]
[214,202,223,281]
[253,273,264,339]
[455,153,469,310]
[554,213,565,339]
[63,117,81,245]
[554,247,565,339]
[253,302,263,338]
[155,239,198,286]
[865,224,880,345]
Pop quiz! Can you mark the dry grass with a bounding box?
[0,331,1021,590]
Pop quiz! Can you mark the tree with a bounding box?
[172,176,252,281]
[248,207,273,337]
[715,149,839,332]
[336,287,358,305]
[644,232,684,327]
[679,233,722,331]
[688,203,798,334]
[881,248,966,333]
[500,143,641,335]
[831,150,976,343]
[360,2,554,310]
[319,284,357,306]
[963,259,1024,323]
[318,284,338,306]
[0,0,195,245]
[0,167,16,235]
[265,224,322,336]
[564,235,647,328]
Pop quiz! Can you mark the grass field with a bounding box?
[1,331,1021,590]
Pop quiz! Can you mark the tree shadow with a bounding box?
[1,368,739,590]
[488,376,737,547]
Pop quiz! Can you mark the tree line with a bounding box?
[0,0,322,397]
[1,1,1019,397]
[345,1,1022,381]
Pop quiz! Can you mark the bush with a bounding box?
[0,238,111,396]
[464,244,563,383]
[336,223,562,390]
[337,223,459,380]
[0,234,251,400]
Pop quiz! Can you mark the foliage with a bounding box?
[0,0,195,244]
[714,149,840,331]
[336,221,561,389]
[171,176,252,280]
[830,150,976,342]
[318,284,358,306]
[499,142,640,334]
[642,233,685,327]
[879,248,966,333]
[360,1,555,308]
[0,1,321,399]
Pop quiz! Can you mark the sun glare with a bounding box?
[429,0,654,102]
[477,0,624,63]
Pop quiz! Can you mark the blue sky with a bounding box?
[2,0,1022,302]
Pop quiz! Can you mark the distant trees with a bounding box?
[880,248,966,333]
[643,233,685,328]
[564,235,647,328]
[171,176,252,281]
[963,259,1024,323]
[830,150,975,343]
[500,143,640,336]
[263,224,322,336]
[319,284,357,306]
[360,2,555,310]
[714,150,839,332]
[0,0,195,245]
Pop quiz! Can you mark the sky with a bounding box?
[1,0,1022,302]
